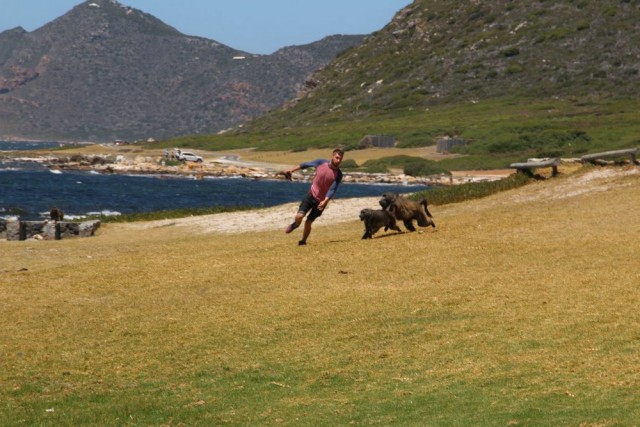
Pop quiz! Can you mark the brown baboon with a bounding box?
[50,207,64,221]
[359,208,402,239]
[278,170,293,181]
[379,192,435,232]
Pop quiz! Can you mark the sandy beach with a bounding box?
[120,196,382,235]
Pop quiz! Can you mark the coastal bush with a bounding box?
[339,159,358,170]
[342,142,359,152]
[358,159,390,173]
[505,63,524,75]
[412,171,531,206]
[501,46,520,57]
[356,155,451,175]
[402,158,449,177]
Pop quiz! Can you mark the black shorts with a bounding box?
[298,192,323,222]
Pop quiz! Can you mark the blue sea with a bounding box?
[1,141,430,220]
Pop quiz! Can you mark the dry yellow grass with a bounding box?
[1,165,639,424]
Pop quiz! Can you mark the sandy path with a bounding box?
[122,197,380,235]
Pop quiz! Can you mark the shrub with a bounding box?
[417,172,531,206]
[547,28,572,41]
[576,22,590,31]
[359,159,390,173]
[340,159,358,170]
[403,158,449,177]
[506,64,524,74]
[501,47,520,57]
[486,70,499,79]
[342,143,359,152]
[357,156,451,176]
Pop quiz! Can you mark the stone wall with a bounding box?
[0,219,101,241]
[436,136,465,153]
[359,134,396,149]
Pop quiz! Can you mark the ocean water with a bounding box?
[1,142,430,220]
[0,140,76,151]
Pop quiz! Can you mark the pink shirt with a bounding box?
[300,159,343,202]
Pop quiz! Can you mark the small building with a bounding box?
[436,136,465,153]
[359,134,396,149]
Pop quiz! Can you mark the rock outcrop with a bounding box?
[0,218,101,241]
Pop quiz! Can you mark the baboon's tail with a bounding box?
[420,199,436,228]
[420,199,434,218]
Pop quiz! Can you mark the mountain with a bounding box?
[248,0,640,128]
[0,0,364,142]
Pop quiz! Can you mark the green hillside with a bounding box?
[166,0,640,169]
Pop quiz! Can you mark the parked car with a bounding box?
[177,151,203,163]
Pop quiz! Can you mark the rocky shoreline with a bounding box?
[9,153,511,186]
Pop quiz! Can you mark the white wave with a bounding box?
[86,210,122,217]
[61,214,86,220]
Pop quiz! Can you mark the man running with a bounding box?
[283,148,344,245]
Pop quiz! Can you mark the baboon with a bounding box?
[359,208,402,239]
[50,207,64,221]
[278,170,293,181]
[379,192,435,232]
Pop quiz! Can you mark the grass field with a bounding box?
[1,165,639,425]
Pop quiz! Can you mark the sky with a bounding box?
[0,0,413,54]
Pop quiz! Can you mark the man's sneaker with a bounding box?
[298,240,307,246]
[285,222,299,234]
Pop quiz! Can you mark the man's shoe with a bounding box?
[298,240,306,246]
[285,223,299,234]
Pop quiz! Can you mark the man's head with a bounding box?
[330,148,344,168]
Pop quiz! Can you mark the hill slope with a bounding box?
[0,0,364,142]
[268,0,640,122]
[229,0,639,162]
